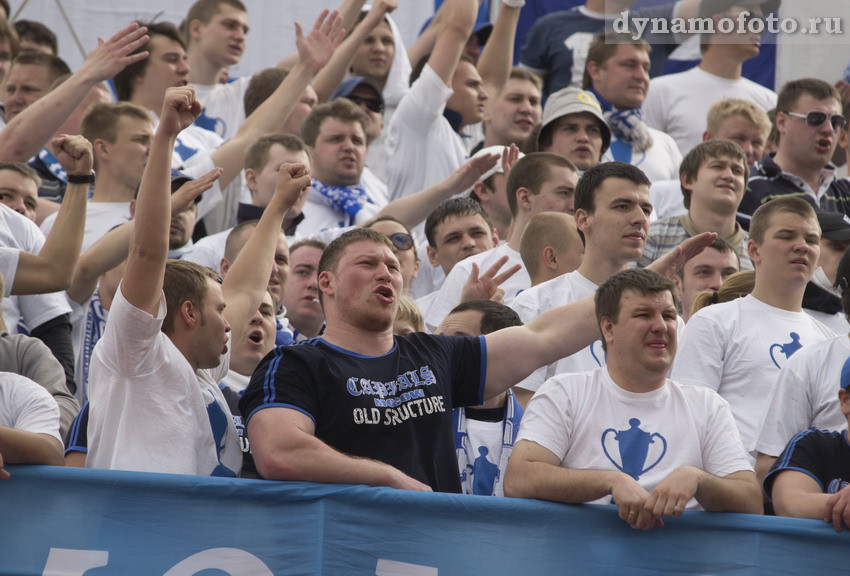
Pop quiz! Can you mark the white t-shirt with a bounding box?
[601,127,683,184]
[649,179,687,221]
[511,271,602,392]
[86,284,241,477]
[410,241,445,300]
[41,202,131,254]
[0,371,61,443]
[0,247,19,295]
[753,334,850,458]
[0,203,71,332]
[298,168,388,236]
[671,295,837,452]
[422,244,529,332]
[385,64,468,202]
[191,77,251,142]
[643,67,777,156]
[183,228,230,273]
[517,367,752,507]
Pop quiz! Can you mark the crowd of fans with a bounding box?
[4,0,850,534]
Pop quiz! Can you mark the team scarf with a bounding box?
[38,147,68,183]
[589,87,653,153]
[453,389,523,497]
[311,179,373,226]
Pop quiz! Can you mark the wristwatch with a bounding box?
[67,171,96,184]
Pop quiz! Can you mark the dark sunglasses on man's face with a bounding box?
[785,110,847,131]
[346,95,385,114]
[388,232,414,251]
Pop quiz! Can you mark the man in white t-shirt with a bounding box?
[41,102,152,253]
[385,0,487,201]
[643,3,777,156]
[584,32,681,183]
[299,99,388,234]
[505,268,761,528]
[86,86,312,477]
[421,152,578,331]
[672,197,837,453]
[511,161,652,405]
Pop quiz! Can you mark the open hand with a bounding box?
[79,22,150,83]
[296,9,346,73]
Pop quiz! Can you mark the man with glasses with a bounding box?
[332,77,385,147]
[738,79,850,228]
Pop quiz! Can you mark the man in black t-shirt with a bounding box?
[765,355,850,531]
[241,227,713,492]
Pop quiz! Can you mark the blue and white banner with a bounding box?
[2,466,848,575]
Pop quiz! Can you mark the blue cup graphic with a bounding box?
[601,418,667,480]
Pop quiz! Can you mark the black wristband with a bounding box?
[67,172,95,184]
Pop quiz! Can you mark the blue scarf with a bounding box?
[311,179,373,226]
[38,147,68,183]
[589,87,652,153]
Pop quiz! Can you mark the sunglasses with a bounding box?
[785,111,847,131]
[388,232,414,251]
[346,95,385,114]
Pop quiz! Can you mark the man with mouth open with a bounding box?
[672,197,837,457]
[85,87,312,477]
[240,221,715,492]
[738,79,850,226]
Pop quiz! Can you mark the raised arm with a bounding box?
[427,0,478,85]
[122,87,200,315]
[11,135,92,295]
[221,163,310,334]
[205,10,344,190]
[66,169,218,305]
[0,23,149,162]
[248,406,430,490]
[313,0,397,103]
[476,2,522,95]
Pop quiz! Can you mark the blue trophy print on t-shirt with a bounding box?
[174,137,200,164]
[194,109,227,138]
[589,338,606,367]
[205,393,237,478]
[601,418,667,480]
[468,446,499,496]
[769,332,802,368]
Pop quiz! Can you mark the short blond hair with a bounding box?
[394,293,424,332]
[706,99,771,137]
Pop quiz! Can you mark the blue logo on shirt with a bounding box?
[601,418,667,480]
[769,332,802,368]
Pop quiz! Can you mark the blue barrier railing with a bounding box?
[1,465,847,575]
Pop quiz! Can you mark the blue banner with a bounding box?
[2,466,848,575]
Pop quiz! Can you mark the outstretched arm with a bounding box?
[122,87,200,315]
[374,150,500,226]
[0,23,149,162]
[206,10,344,190]
[12,135,92,295]
[222,163,311,336]
[248,407,431,490]
[313,0,397,103]
[483,233,717,399]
